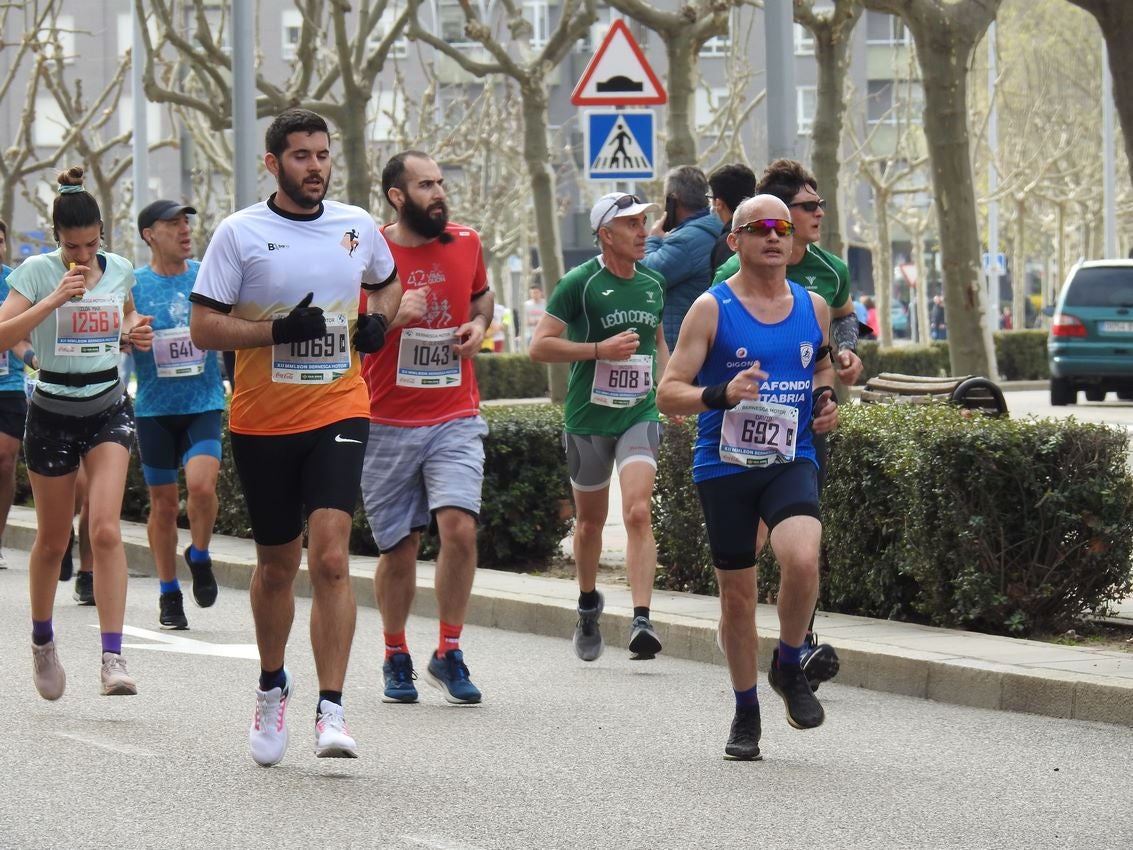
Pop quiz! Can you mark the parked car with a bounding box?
[1048,259,1133,405]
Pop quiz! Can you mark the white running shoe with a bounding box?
[250,671,292,767]
[0,548,8,569]
[315,699,358,759]
[100,652,138,696]
[32,641,66,700]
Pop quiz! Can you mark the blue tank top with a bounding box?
[0,266,23,394]
[693,280,824,483]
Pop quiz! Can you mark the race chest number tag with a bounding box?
[55,296,122,356]
[590,354,652,408]
[271,313,349,384]
[719,399,799,467]
[396,327,461,388]
[152,327,205,377]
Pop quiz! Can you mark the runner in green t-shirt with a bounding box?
[530,192,669,664]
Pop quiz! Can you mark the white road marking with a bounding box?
[402,836,489,850]
[116,625,260,659]
[54,732,157,758]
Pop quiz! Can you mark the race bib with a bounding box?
[590,354,653,408]
[396,327,461,389]
[152,327,206,377]
[55,296,122,356]
[719,399,799,468]
[271,313,350,384]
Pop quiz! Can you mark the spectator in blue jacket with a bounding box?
[642,165,722,352]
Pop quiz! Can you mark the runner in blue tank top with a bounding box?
[658,194,840,761]
[132,200,226,630]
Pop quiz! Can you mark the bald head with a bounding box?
[732,194,790,231]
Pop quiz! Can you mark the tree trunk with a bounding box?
[335,104,374,209]
[1067,0,1133,198]
[1012,196,1026,332]
[664,32,698,167]
[875,192,894,347]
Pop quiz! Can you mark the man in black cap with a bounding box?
[131,199,226,630]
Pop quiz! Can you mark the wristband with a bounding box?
[22,348,36,368]
[701,381,737,410]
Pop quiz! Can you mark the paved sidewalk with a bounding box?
[6,505,1131,728]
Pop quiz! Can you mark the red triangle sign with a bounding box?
[571,19,667,107]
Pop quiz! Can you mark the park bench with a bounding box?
[859,372,1009,416]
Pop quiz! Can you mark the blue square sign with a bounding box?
[586,110,655,181]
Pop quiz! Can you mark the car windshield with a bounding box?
[1064,267,1133,307]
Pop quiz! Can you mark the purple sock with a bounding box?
[734,684,759,709]
[101,632,123,655]
[778,639,805,667]
[32,618,53,646]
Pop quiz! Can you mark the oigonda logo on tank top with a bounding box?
[599,308,659,330]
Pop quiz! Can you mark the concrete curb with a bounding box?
[7,507,1131,728]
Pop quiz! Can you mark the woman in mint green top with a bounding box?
[0,166,154,701]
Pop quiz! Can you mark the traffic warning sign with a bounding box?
[571,19,666,107]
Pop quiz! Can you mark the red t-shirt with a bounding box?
[361,222,489,426]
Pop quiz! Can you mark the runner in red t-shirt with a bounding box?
[360,151,494,705]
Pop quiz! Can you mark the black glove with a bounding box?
[353,313,389,354]
[271,292,325,344]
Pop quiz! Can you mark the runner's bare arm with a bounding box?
[189,300,275,351]
[528,313,639,364]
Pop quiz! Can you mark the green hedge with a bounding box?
[106,403,570,571]
[473,353,549,399]
[856,330,1048,384]
[653,405,1133,636]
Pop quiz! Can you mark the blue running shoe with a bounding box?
[382,652,418,703]
[426,649,482,704]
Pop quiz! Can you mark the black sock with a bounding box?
[318,690,342,716]
[259,666,286,692]
[633,606,650,620]
[579,589,600,610]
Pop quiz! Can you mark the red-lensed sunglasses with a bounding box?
[732,218,796,237]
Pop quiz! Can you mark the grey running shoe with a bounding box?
[32,641,66,701]
[768,649,824,729]
[572,592,604,661]
[724,706,762,761]
[159,590,189,630]
[628,615,662,659]
[100,652,138,696]
[73,571,95,606]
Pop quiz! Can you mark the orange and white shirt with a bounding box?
[192,196,396,435]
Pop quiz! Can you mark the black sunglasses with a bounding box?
[595,194,642,230]
[789,198,827,213]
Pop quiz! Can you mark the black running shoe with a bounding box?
[800,632,840,692]
[724,706,762,761]
[159,590,189,630]
[73,571,95,606]
[59,528,76,582]
[628,615,662,659]
[184,547,218,608]
[769,649,825,730]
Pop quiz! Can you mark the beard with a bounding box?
[278,165,329,210]
[400,193,448,240]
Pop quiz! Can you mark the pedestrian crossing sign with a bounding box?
[585,110,655,181]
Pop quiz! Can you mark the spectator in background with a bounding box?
[642,165,722,352]
[999,305,1013,330]
[523,285,545,348]
[854,292,869,325]
[930,294,947,340]
[707,163,757,272]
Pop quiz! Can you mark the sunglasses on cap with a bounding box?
[596,194,643,230]
[789,198,827,213]
[733,218,796,237]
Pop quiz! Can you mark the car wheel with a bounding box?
[1117,391,1133,401]
[1085,388,1106,402]
[1050,378,1076,406]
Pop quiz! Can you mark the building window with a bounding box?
[867,79,923,125]
[797,86,817,134]
[523,1,549,50]
[695,87,730,129]
[438,0,472,45]
[794,24,815,56]
[371,90,402,142]
[37,13,76,65]
[367,5,409,58]
[866,11,912,46]
[282,9,302,59]
[33,97,66,147]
